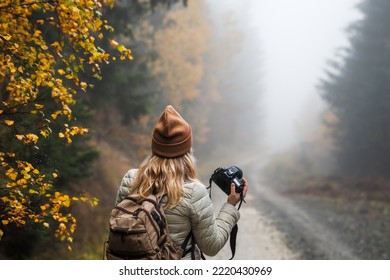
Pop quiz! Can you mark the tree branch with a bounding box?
[0,0,57,11]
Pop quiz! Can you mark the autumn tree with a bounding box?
[144,0,215,151]
[81,0,191,158]
[0,0,132,252]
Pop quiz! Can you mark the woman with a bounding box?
[115,105,248,259]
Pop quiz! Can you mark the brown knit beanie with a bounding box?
[151,105,192,158]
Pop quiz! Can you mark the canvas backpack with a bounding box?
[105,194,192,260]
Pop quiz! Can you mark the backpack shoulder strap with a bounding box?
[181,232,206,260]
[181,232,196,259]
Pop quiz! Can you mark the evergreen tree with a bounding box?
[319,0,390,177]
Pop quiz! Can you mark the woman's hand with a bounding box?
[227,177,248,206]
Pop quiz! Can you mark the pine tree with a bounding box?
[319,0,390,177]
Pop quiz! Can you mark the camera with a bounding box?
[210,166,244,195]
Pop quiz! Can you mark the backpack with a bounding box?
[105,194,191,260]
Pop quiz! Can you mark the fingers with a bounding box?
[230,182,237,195]
[242,178,248,197]
[227,183,239,206]
[227,179,249,206]
[242,177,248,188]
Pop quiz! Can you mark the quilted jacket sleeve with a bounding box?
[114,169,137,205]
[189,183,240,256]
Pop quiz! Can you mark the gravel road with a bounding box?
[206,189,298,260]
[205,159,299,260]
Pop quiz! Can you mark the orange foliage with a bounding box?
[0,0,131,249]
[150,1,210,108]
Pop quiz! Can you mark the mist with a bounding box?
[205,0,362,155]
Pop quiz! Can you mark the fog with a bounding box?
[206,0,362,153]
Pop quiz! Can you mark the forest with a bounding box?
[1,0,390,259]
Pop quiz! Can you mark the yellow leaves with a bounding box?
[26,134,38,144]
[52,192,71,208]
[51,110,61,120]
[0,158,93,249]
[59,126,89,143]
[39,129,51,138]
[109,39,134,60]
[5,167,18,181]
[65,74,75,80]
[0,157,99,249]
[57,69,66,75]
[34,103,44,110]
[1,34,12,41]
[70,221,76,234]
[109,38,119,47]
[15,134,39,144]
[51,41,62,52]
[124,49,134,60]
[29,189,38,194]
[69,54,76,62]
[90,197,99,207]
[18,161,32,172]
[33,29,42,38]
[63,199,71,208]
[0,0,130,252]
[80,82,88,91]
[4,120,14,126]
[29,214,39,221]
[70,6,80,14]
[16,178,28,186]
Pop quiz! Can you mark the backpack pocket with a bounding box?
[108,209,160,258]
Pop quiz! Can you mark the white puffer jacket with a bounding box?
[115,169,240,260]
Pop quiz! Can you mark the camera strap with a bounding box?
[207,179,244,260]
[228,193,245,259]
[229,224,238,260]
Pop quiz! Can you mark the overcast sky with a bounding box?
[207,0,362,152]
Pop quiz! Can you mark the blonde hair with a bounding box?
[130,152,197,208]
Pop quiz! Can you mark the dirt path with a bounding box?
[206,190,298,260]
[205,158,298,260]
